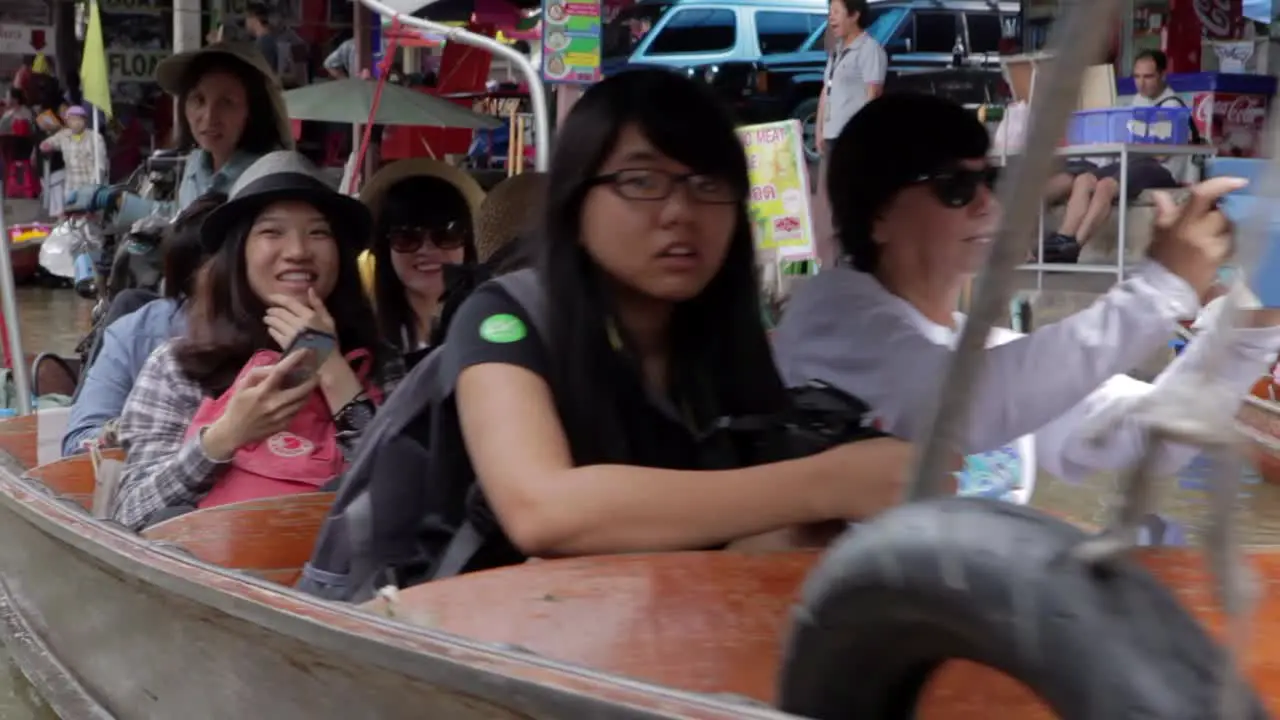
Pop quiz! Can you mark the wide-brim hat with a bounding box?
[200,151,372,253]
[359,158,486,226]
[155,42,295,151]
[475,172,546,263]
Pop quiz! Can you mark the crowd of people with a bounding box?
[0,0,1266,591]
[27,23,1275,594]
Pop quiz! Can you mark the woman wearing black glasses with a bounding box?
[774,92,1279,507]
[360,160,484,368]
[426,69,914,569]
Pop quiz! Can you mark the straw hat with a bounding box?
[474,172,546,263]
[201,151,371,252]
[154,42,295,151]
[358,158,486,223]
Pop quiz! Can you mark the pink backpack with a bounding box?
[186,348,379,510]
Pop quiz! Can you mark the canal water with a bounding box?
[0,285,89,718]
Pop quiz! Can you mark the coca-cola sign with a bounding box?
[1193,0,1242,39]
[1192,92,1267,157]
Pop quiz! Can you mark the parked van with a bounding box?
[601,0,829,76]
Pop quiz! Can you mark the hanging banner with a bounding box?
[541,0,601,84]
[737,120,815,260]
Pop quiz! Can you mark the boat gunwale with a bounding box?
[0,573,114,720]
[0,465,795,720]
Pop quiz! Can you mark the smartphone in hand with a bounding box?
[281,329,338,389]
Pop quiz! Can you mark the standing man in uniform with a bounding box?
[814,0,886,268]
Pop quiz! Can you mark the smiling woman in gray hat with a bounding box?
[108,151,401,531]
[65,42,293,227]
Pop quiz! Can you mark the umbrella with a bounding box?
[283,78,503,129]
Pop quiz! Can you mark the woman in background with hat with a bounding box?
[423,171,547,350]
[359,159,484,368]
[773,93,1280,507]
[65,42,293,226]
[110,151,400,531]
[39,105,107,210]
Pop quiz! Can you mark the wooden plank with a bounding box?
[141,493,335,580]
[24,451,123,510]
[381,547,1280,717]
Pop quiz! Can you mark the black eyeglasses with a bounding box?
[386,222,470,253]
[913,166,999,208]
[592,169,739,205]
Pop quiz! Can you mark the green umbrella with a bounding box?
[283,78,503,130]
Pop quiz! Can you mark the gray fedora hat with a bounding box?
[200,151,372,252]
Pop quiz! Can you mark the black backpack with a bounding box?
[297,269,889,603]
[297,269,549,602]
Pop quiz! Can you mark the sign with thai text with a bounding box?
[737,120,815,259]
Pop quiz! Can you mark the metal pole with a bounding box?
[353,0,553,172]
[0,188,34,416]
[91,110,102,184]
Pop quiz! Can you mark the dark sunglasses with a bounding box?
[386,223,470,253]
[912,166,999,208]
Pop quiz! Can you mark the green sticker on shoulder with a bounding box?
[478,313,528,344]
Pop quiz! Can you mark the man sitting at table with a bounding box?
[1041,50,1184,263]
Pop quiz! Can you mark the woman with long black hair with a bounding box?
[359,159,483,367]
[111,152,400,530]
[434,69,911,566]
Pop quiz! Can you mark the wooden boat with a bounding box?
[6,223,47,284]
[0,416,1278,719]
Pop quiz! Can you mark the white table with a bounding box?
[991,144,1217,289]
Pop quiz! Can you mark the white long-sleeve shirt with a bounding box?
[772,263,1280,503]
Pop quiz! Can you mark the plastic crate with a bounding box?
[1066,106,1192,145]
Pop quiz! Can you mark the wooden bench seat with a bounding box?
[24,450,123,510]
[0,408,73,472]
[142,492,335,586]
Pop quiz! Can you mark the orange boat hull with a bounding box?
[385,548,1280,718]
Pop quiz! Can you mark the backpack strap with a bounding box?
[428,521,485,581]
[494,269,549,346]
[426,269,549,582]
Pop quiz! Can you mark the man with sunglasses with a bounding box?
[774,93,1275,512]
[813,0,886,269]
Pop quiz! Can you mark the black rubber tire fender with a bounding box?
[776,496,1270,719]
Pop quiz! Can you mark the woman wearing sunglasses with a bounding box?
[773,93,1280,505]
[359,160,483,368]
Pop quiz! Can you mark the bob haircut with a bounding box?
[536,68,788,465]
[171,53,283,156]
[372,175,477,350]
[174,201,382,395]
[163,191,226,301]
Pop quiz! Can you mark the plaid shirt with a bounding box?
[111,341,403,531]
[44,128,107,189]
